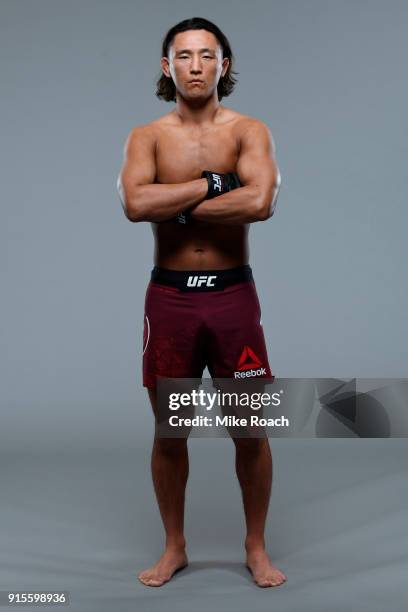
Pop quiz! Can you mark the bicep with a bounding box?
[236,121,280,195]
[117,126,156,200]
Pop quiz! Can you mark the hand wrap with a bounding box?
[201,170,242,199]
[172,171,241,224]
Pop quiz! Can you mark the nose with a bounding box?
[190,54,202,74]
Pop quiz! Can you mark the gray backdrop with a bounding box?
[1,1,407,611]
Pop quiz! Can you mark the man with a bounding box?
[117,17,285,588]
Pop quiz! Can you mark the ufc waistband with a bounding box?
[150,265,253,292]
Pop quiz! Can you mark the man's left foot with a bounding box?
[246,548,287,587]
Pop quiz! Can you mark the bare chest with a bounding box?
[155,125,240,184]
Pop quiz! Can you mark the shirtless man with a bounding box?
[117,17,285,588]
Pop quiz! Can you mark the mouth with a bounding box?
[189,80,204,84]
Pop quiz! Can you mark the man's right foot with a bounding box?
[138,548,188,587]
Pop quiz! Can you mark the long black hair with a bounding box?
[155,17,238,102]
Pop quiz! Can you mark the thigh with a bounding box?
[206,281,274,382]
[143,283,206,390]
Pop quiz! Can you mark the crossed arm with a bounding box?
[117,120,281,225]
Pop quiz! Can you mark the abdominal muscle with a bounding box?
[152,221,250,271]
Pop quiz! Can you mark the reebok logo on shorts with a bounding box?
[234,345,266,378]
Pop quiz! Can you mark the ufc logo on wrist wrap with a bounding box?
[212,173,222,192]
[187,275,217,287]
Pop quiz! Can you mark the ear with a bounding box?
[160,57,171,78]
[221,57,230,78]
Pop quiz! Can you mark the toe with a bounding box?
[138,573,160,587]
[257,575,285,587]
[143,576,164,587]
[255,575,270,587]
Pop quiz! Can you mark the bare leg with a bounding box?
[234,437,287,587]
[138,388,189,587]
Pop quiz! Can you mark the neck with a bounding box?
[174,93,223,126]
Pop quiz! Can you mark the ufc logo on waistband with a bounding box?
[212,173,222,192]
[187,275,217,287]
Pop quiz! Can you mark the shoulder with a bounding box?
[126,120,160,139]
[226,111,276,151]
[213,108,273,148]
[220,109,275,149]
[239,116,274,144]
[122,120,162,154]
[125,112,182,142]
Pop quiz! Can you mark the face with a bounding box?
[161,29,229,99]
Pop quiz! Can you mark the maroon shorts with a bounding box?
[142,265,273,390]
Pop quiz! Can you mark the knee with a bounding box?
[153,437,188,457]
[233,437,269,455]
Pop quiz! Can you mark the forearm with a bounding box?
[190,185,263,225]
[122,178,208,222]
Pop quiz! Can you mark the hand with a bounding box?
[175,208,193,225]
[201,171,242,199]
[169,205,197,225]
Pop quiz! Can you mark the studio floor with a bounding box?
[1,440,407,612]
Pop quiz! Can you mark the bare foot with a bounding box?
[138,548,188,587]
[246,548,287,587]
